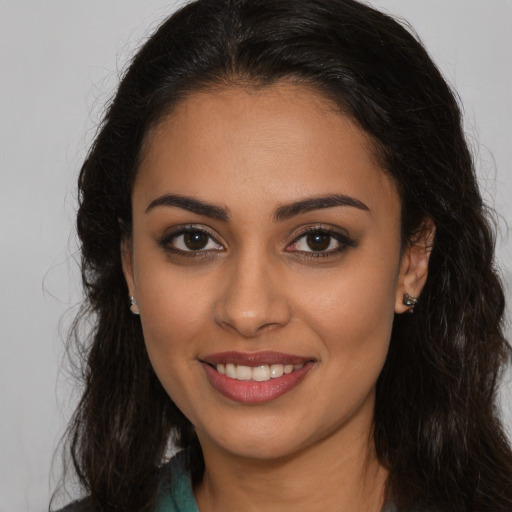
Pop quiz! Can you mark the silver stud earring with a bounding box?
[129,296,140,315]
[403,293,418,313]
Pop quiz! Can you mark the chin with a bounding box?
[194,410,351,464]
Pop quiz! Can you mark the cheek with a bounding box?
[311,278,395,419]
[134,260,216,383]
[296,254,398,363]
[136,276,212,420]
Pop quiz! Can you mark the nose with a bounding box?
[213,252,292,338]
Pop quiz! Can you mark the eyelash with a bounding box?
[158,225,224,259]
[158,225,355,260]
[286,226,356,259]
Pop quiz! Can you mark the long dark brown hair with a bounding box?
[56,1,512,511]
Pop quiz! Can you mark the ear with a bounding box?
[121,236,136,297]
[394,219,436,314]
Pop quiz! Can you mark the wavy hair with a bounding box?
[59,1,512,511]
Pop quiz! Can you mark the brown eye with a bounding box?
[159,226,224,255]
[184,231,209,250]
[306,232,331,251]
[286,227,355,258]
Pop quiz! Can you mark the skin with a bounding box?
[122,83,433,511]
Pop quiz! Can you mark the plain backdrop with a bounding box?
[1,1,511,510]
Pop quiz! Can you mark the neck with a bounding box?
[194,420,388,512]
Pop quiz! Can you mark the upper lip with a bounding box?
[200,351,313,367]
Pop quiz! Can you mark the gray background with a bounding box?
[1,1,511,510]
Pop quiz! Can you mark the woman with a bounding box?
[57,0,512,511]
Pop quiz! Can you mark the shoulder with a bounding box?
[55,450,198,512]
[155,449,199,512]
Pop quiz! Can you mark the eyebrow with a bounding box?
[145,194,230,221]
[145,192,369,222]
[273,194,369,221]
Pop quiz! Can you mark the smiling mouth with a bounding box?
[213,362,306,382]
[200,351,315,403]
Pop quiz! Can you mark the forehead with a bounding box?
[135,83,399,220]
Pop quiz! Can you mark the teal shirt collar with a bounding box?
[155,451,199,512]
[155,449,398,512]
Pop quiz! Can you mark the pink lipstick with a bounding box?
[200,351,315,404]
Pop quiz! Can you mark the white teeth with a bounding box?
[235,365,252,381]
[225,363,237,379]
[215,362,305,381]
[270,364,284,378]
[252,365,271,382]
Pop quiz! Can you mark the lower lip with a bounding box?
[201,362,314,404]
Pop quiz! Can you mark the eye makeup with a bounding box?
[157,224,225,259]
[157,222,357,263]
[285,224,357,260]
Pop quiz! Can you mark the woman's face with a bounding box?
[123,83,427,461]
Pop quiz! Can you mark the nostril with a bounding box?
[212,270,293,337]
